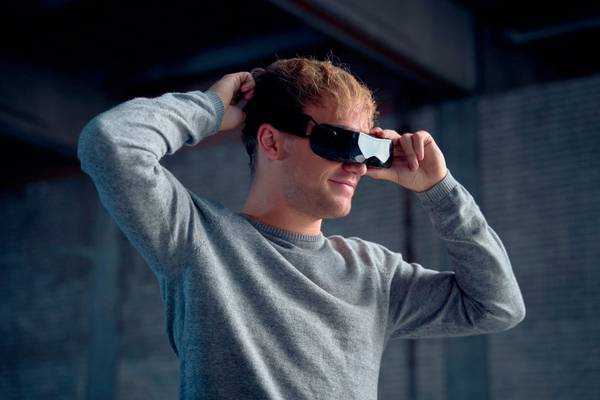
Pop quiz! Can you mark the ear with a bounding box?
[256,123,290,162]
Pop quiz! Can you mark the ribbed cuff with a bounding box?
[204,90,225,134]
[414,170,458,207]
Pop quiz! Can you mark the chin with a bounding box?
[286,182,354,219]
[325,210,351,220]
[321,200,352,219]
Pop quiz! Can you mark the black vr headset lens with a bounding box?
[310,124,393,168]
[260,107,394,168]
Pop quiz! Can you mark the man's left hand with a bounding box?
[366,128,448,192]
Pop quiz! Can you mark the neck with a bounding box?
[241,178,322,236]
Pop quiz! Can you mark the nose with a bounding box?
[342,161,367,176]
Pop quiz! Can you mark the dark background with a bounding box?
[1,0,599,399]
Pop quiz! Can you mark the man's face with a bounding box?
[280,102,370,220]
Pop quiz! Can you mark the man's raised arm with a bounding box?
[77,72,255,279]
[385,171,526,339]
[364,129,525,339]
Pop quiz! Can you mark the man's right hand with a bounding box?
[208,72,255,132]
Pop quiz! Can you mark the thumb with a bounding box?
[219,105,246,132]
[369,127,386,138]
[366,166,384,179]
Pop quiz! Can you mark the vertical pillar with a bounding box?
[401,122,418,400]
[86,205,119,400]
[437,98,489,400]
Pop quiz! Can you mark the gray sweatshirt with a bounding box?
[77,90,525,400]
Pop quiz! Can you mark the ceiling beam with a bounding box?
[506,16,600,43]
[132,29,326,86]
[271,0,476,92]
[0,61,112,157]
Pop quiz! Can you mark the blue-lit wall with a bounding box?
[1,73,599,399]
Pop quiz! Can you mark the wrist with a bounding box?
[414,170,457,205]
[204,90,225,133]
[413,170,448,193]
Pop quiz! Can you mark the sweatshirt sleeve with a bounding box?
[77,90,225,279]
[386,170,526,340]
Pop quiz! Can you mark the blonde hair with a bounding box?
[241,55,379,176]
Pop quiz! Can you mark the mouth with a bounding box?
[329,179,356,191]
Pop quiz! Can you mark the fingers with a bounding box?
[412,132,425,161]
[370,128,431,171]
[223,72,255,104]
[369,127,390,138]
[239,72,255,101]
[401,131,433,170]
[399,134,419,171]
[240,72,255,91]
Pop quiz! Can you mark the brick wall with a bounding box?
[2,73,599,398]
[479,74,600,400]
[0,179,94,399]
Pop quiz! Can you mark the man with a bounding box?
[78,57,525,400]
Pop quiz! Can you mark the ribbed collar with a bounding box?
[237,212,326,248]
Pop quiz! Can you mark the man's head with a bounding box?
[241,56,379,219]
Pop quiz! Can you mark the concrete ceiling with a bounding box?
[1,0,599,188]
[2,0,598,97]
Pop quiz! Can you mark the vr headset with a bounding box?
[270,111,394,169]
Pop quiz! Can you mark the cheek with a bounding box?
[291,140,339,184]
[308,157,340,185]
